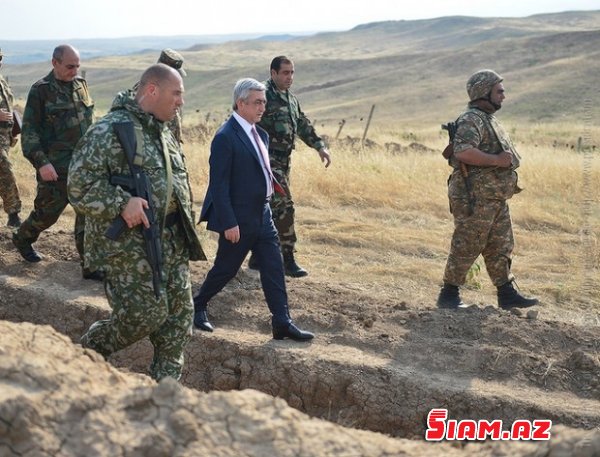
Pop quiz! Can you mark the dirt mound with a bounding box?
[0,321,417,456]
[1,226,599,456]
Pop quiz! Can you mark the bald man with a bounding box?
[12,44,98,278]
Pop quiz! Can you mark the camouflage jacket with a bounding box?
[68,91,205,271]
[21,71,94,175]
[0,74,14,135]
[258,78,325,155]
[449,106,520,201]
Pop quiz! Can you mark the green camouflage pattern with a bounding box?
[21,71,94,176]
[69,90,206,381]
[443,198,514,287]
[258,78,325,154]
[443,105,520,287]
[14,178,84,258]
[0,74,14,112]
[0,75,21,215]
[258,78,325,252]
[269,152,296,255]
[449,108,519,201]
[69,90,205,270]
[14,71,93,257]
[466,69,503,101]
[79,222,193,381]
[168,109,183,144]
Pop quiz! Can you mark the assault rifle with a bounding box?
[442,122,475,215]
[105,121,163,299]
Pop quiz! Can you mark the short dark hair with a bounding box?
[270,56,293,72]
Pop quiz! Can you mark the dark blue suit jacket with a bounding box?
[200,115,270,233]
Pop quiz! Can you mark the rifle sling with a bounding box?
[126,116,174,235]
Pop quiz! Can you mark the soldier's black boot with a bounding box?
[82,268,105,281]
[12,233,43,263]
[436,283,464,309]
[497,281,539,310]
[7,212,21,228]
[283,252,308,278]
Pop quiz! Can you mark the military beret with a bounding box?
[158,48,186,77]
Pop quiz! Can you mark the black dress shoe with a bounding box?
[194,309,214,332]
[272,323,314,341]
[12,235,43,263]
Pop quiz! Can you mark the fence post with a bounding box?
[361,104,376,150]
[335,119,346,139]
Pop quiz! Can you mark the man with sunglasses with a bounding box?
[12,44,99,279]
[0,48,23,228]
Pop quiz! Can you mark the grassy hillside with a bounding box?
[3,10,600,129]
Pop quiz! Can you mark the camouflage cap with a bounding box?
[158,48,186,77]
[466,69,503,101]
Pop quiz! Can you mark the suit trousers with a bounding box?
[194,204,291,328]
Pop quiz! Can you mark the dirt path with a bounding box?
[1,227,599,455]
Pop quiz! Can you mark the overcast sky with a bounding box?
[2,0,599,40]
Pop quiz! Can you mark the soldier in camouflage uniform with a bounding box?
[0,48,22,228]
[12,45,99,279]
[253,56,331,277]
[437,70,539,310]
[68,64,206,381]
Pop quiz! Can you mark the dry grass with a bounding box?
[183,121,599,307]
[6,121,599,313]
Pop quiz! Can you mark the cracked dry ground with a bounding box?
[0,227,599,456]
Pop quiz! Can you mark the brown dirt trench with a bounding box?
[0,228,599,452]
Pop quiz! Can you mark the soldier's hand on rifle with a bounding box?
[0,108,13,122]
[39,163,59,181]
[121,197,150,229]
[494,151,514,168]
[318,147,331,168]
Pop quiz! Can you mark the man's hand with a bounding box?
[224,226,240,243]
[38,163,59,181]
[121,197,150,229]
[0,109,12,122]
[494,151,513,168]
[318,147,331,168]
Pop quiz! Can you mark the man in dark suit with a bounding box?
[193,78,314,341]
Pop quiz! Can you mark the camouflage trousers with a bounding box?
[0,132,21,215]
[81,223,193,381]
[443,197,514,287]
[269,151,296,256]
[14,175,84,261]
